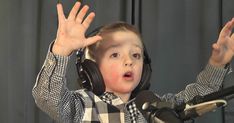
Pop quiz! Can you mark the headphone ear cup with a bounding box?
[131,63,151,98]
[141,63,151,90]
[80,59,105,96]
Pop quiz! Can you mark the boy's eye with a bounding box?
[110,53,119,58]
[133,53,141,59]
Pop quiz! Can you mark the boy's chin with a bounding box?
[116,87,136,94]
[106,84,139,94]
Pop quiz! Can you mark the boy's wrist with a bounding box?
[52,42,73,56]
[208,58,226,68]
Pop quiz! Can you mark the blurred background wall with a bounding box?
[0,0,234,123]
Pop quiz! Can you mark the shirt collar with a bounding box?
[99,92,140,120]
[99,92,124,106]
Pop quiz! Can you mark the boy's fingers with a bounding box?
[212,43,221,55]
[68,2,81,21]
[231,33,234,40]
[220,18,234,38]
[82,12,95,30]
[212,43,219,50]
[220,22,230,37]
[226,18,234,34]
[76,5,89,23]
[83,36,102,47]
[230,18,234,28]
[57,3,65,24]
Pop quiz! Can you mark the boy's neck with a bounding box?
[113,92,131,103]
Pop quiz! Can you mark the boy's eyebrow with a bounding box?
[103,44,121,52]
[105,43,143,51]
[106,43,122,50]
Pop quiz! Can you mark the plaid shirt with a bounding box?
[32,45,229,123]
[73,90,147,123]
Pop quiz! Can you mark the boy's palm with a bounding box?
[210,18,234,66]
[53,2,102,56]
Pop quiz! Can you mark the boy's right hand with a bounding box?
[52,2,102,56]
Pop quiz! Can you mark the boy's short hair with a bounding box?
[86,22,143,61]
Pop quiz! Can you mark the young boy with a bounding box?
[32,2,234,123]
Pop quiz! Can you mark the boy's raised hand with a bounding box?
[209,18,234,67]
[52,2,102,56]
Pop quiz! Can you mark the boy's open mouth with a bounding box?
[123,71,134,81]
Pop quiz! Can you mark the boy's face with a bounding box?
[96,31,143,95]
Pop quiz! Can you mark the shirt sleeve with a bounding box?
[32,43,84,122]
[159,64,230,105]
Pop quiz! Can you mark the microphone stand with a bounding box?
[176,85,234,121]
[138,86,234,123]
[187,85,234,105]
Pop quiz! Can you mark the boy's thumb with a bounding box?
[84,36,102,47]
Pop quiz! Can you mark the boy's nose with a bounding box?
[124,62,133,66]
[124,56,133,67]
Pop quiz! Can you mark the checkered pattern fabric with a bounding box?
[76,90,140,123]
[126,102,139,123]
[32,45,230,123]
[100,92,141,123]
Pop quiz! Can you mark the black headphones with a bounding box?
[76,24,152,98]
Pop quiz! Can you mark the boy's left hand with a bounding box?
[209,18,234,67]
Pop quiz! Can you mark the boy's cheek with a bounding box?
[106,64,121,83]
[110,71,119,82]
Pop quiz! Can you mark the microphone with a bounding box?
[135,90,184,123]
[134,90,227,122]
